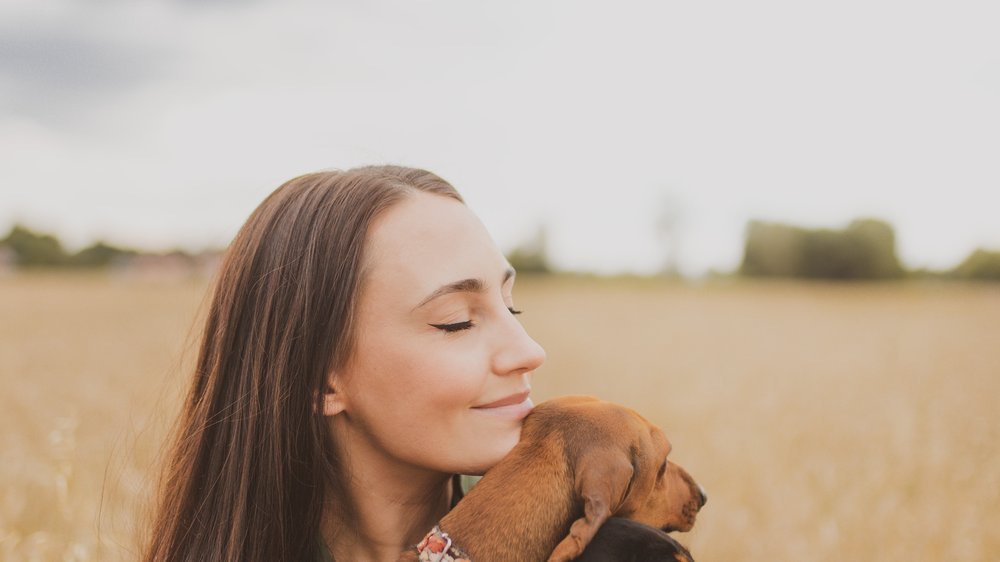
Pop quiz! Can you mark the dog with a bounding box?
[575,517,695,562]
[400,395,706,562]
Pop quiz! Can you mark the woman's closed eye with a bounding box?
[430,307,522,333]
[431,320,474,332]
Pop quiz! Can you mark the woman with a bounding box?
[143,165,546,562]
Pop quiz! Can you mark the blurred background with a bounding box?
[2,1,998,560]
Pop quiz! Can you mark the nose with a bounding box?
[697,485,708,508]
[491,310,546,376]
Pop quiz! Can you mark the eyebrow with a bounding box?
[414,268,516,310]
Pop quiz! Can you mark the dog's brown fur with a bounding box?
[399,395,705,562]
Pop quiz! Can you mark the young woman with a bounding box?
[143,165,546,562]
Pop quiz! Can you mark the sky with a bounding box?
[2,0,998,276]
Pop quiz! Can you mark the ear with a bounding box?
[319,371,348,417]
[547,450,634,562]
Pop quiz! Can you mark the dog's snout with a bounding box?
[697,485,708,508]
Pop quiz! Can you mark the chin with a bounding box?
[463,429,520,474]
[490,429,521,463]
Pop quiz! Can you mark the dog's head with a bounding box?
[529,396,706,562]
[621,424,706,534]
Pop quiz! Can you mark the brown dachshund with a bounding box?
[400,395,706,562]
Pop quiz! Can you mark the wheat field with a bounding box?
[2,273,998,561]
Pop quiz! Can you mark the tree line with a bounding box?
[739,218,1000,281]
[3,221,999,280]
[0,224,202,269]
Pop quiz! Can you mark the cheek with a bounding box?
[345,337,514,471]
[371,338,486,408]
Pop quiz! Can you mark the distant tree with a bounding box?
[506,224,551,274]
[952,249,1000,281]
[69,241,138,267]
[1,224,68,267]
[740,218,904,280]
[740,221,806,278]
[844,219,904,279]
[800,228,856,279]
[0,224,144,269]
[655,192,684,277]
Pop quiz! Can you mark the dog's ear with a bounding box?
[547,449,634,562]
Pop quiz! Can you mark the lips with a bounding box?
[471,390,534,420]
[473,390,531,409]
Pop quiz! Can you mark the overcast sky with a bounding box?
[2,0,998,275]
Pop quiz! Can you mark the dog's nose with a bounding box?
[697,485,708,508]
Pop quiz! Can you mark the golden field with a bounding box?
[1,273,998,561]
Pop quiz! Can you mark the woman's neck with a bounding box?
[322,428,454,562]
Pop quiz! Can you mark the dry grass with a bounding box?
[2,272,998,561]
[0,273,206,561]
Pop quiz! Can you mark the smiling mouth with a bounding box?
[471,391,533,419]
[473,390,531,409]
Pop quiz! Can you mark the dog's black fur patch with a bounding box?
[575,518,694,562]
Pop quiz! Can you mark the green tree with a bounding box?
[740,218,903,280]
[844,219,904,279]
[740,221,806,277]
[952,249,1000,281]
[506,224,551,274]
[69,241,137,267]
[1,224,68,267]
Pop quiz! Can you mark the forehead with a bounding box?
[362,192,507,301]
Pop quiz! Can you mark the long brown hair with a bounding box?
[143,165,463,562]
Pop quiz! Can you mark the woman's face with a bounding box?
[329,191,546,476]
